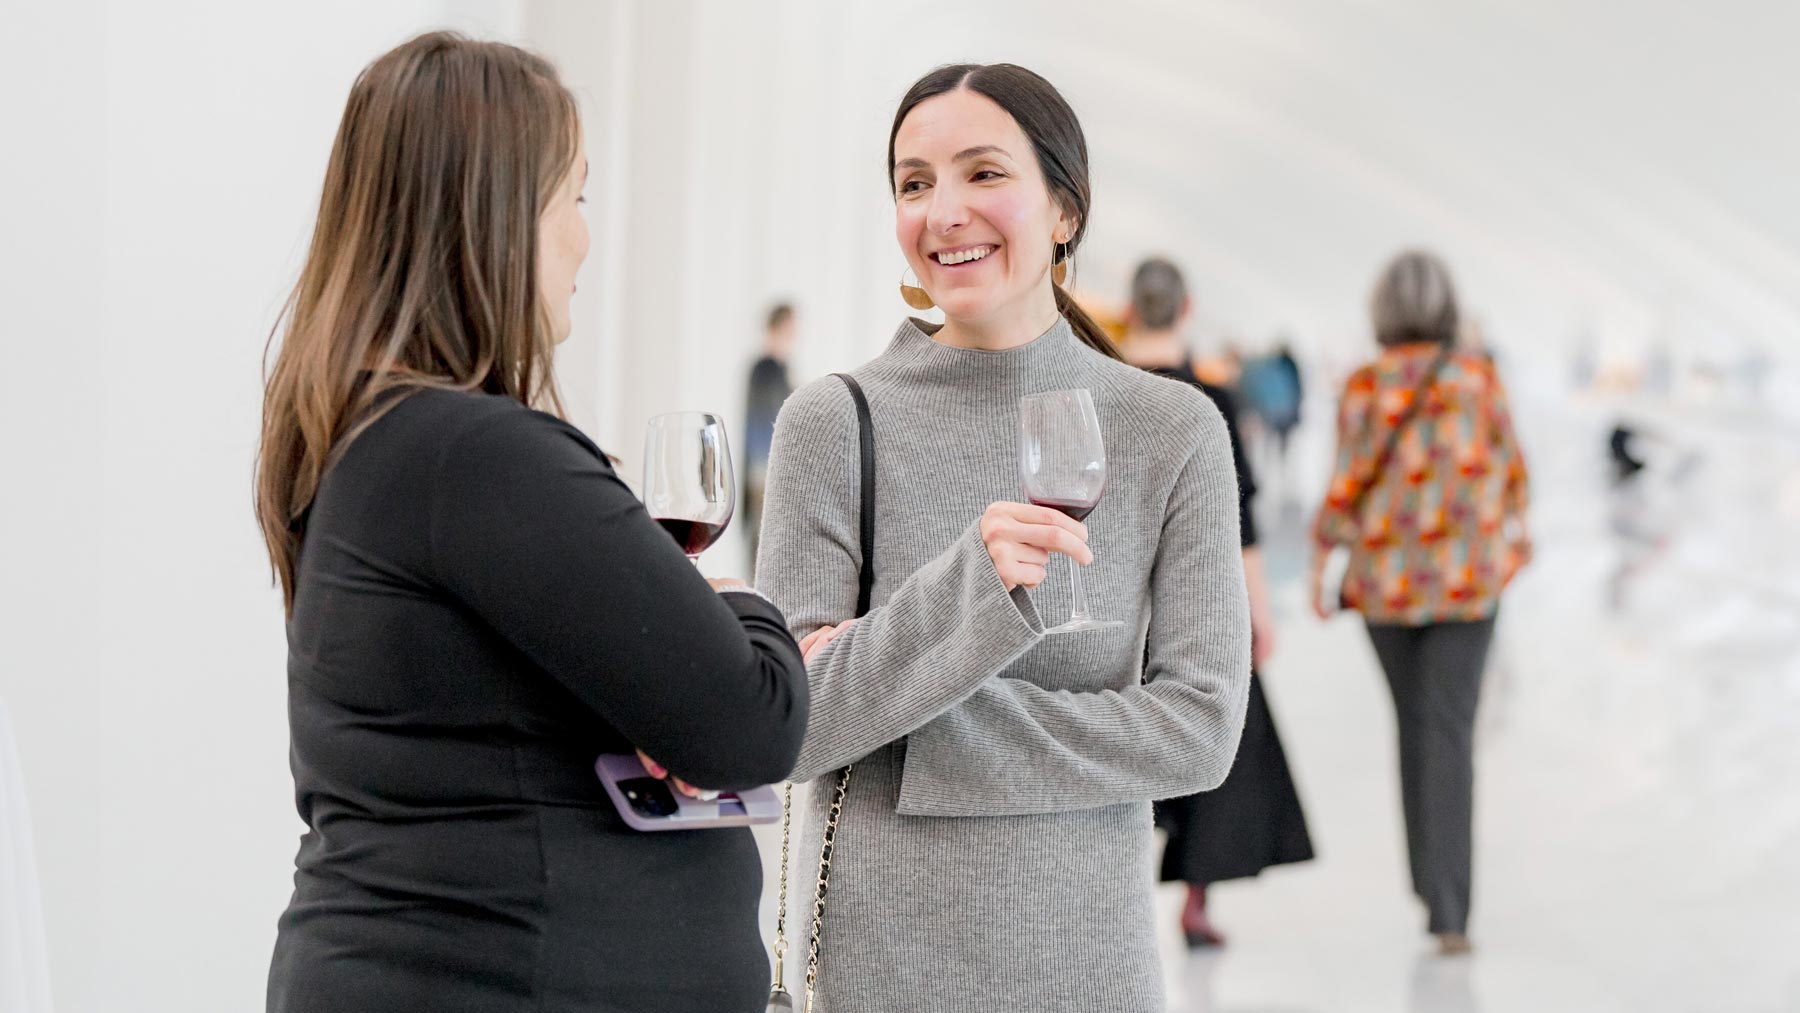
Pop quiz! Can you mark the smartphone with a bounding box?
[594,753,781,831]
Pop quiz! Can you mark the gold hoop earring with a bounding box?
[899,265,935,310]
[1051,242,1069,287]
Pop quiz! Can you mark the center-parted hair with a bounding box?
[888,64,1122,362]
[256,32,581,611]
[1370,249,1459,348]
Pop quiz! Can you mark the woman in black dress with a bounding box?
[1122,258,1315,947]
[255,33,808,1011]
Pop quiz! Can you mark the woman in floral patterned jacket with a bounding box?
[1308,249,1531,956]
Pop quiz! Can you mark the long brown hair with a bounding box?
[888,64,1123,362]
[255,32,580,612]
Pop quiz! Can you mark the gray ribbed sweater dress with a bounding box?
[755,317,1250,1011]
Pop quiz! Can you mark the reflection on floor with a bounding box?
[758,391,1800,1012]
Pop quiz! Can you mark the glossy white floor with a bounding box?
[755,386,1800,1012]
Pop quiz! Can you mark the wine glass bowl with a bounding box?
[643,412,734,561]
[1019,389,1122,634]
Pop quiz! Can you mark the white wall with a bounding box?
[0,3,105,1009]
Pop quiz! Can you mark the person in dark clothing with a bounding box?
[1609,422,1649,485]
[1269,340,1304,454]
[254,34,808,1012]
[744,302,796,564]
[1122,258,1315,948]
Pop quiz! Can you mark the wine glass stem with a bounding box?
[1066,556,1095,622]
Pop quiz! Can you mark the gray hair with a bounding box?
[1370,249,1458,347]
[1129,257,1188,331]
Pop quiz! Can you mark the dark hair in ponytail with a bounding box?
[888,63,1122,362]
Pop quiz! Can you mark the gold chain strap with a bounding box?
[803,766,854,1013]
[769,766,854,1013]
[771,784,792,989]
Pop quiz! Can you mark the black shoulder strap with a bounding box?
[832,373,876,618]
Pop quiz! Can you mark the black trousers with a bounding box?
[1364,614,1496,935]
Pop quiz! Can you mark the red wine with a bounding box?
[1030,496,1099,522]
[656,517,727,556]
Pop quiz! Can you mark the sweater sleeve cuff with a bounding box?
[960,522,1044,637]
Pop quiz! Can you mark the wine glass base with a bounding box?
[1042,617,1125,635]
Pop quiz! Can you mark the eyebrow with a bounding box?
[892,145,1013,175]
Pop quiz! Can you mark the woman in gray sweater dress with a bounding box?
[756,64,1251,1012]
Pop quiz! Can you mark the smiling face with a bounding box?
[891,88,1075,335]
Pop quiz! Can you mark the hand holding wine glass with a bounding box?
[977,501,1091,592]
[643,412,734,563]
[1019,388,1121,634]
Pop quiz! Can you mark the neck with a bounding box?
[1123,327,1186,368]
[934,286,1062,352]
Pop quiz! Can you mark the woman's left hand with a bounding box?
[798,620,855,664]
[1250,607,1277,668]
[635,749,717,801]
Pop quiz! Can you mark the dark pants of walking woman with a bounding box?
[1364,615,1496,936]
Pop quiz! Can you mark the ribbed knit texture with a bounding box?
[756,316,1250,1012]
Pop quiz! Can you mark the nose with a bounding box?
[924,180,969,237]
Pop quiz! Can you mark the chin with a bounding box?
[933,291,1001,322]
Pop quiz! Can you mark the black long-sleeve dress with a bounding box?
[266,388,809,1013]
[1150,363,1315,885]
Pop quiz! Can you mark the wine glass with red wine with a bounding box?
[1019,388,1122,634]
[643,412,734,563]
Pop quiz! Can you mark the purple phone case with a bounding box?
[594,753,782,831]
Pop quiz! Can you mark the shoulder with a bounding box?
[774,373,859,441]
[1451,351,1501,385]
[394,387,608,473]
[1086,356,1235,484]
[1091,355,1228,446]
[1343,362,1380,395]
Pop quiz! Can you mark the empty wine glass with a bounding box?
[1019,388,1121,634]
[643,412,734,562]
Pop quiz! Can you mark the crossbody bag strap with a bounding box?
[835,374,877,616]
[770,373,874,1013]
[1344,346,1452,520]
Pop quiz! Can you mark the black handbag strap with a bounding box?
[832,373,876,618]
[1346,346,1452,519]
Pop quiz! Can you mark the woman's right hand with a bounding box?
[1307,553,1333,622]
[979,502,1092,592]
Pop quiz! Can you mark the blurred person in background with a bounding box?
[1239,338,1306,502]
[1308,250,1531,957]
[744,301,796,565]
[756,64,1250,1010]
[1121,257,1315,948]
[256,33,808,1012]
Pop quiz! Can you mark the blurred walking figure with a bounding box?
[744,302,796,563]
[1308,250,1531,957]
[1122,257,1315,948]
[1242,341,1303,460]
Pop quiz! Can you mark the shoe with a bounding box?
[1435,932,1473,956]
[1179,885,1226,948]
[1184,924,1226,949]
